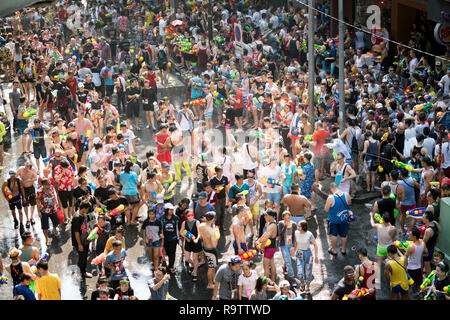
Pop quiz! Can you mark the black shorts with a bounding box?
[58,190,73,208]
[33,143,47,160]
[23,186,37,207]
[40,212,59,230]
[158,62,167,70]
[234,108,243,117]
[143,103,154,112]
[184,240,203,253]
[9,194,22,211]
[126,103,140,119]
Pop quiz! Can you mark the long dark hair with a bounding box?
[124,160,133,174]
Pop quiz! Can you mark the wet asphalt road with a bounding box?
[0,72,396,300]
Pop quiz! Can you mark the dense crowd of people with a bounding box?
[0,0,448,300]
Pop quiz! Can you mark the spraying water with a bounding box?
[60,265,82,300]
[127,264,152,300]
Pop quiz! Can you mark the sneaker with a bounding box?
[146,125,150,129]
[82,272,93,279]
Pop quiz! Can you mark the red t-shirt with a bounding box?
[313,129,330,156]
[66,77,78,97]
[234,90,243,109]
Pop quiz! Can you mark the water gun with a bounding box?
[183,230,196,241]
[166,181,177,193]
[87,226,100,241]
[413,103,433,113]
[297,167,303,175]
[406,224,427,238]
[3,186,13,199]
[252,97,262,111]
[22,108,37,118]
[342,288,368,300]
[420,270,435,290]
[378,165,384,173]
[222,72,236,79]
[304,135,313,141]
[374,213,384,224]
[395,95,407,103]
[114,294,120,300]
[430,181,440,187]
[391,160,413,171]
[212,91,225,102]
[256,239,271,251]
[0,273,7,285]
[263,177,281,186]
[91,252,106,266]
[82,130,91,152]
[406,207,426,217]
[109,204,125,216]
[88,181,97,190]
[249,130,264,139]
[239,249,257,261]
[238,190,249,197]
[181,72,193,82]
[215,226,220,240]
[444,286,450,294]
[189,98,206,106]
[355,276,364,290]
[393,240,413,250]
[192,81,209,88]
[166,293,177,300]
[348,211,355,221]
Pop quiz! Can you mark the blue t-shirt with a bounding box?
[148,278,169,300]
[120,171,139,196]
[105,249,127,281]
[190,77,203,99]
[13,284,36,300]
[228,183,250,199]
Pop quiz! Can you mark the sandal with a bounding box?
[26,220,31,228]
[192,275,199,282]
[30,218,35,225]
[341,249,347,256]
[328,248,337,256]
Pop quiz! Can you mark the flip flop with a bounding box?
[328,248,337,256]
[192,276,199,282]
[341,249,347,256]
[26,220,31,228]
[30,218,35,225]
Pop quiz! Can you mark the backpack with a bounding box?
[158,48,167,63]
[349,128,359,154]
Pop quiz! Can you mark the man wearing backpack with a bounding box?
[157,41,168,85]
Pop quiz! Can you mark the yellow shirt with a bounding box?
[388,256,409,291]
[36,273,61,300]
[104,236,126,255]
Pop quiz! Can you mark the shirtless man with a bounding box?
[256,209,278,282]
[232,206,250,256]
[281,184,312,224]
[198,211,218,289]
[2,170,26,232]
[143,172,163,207]
[16,161,38,228]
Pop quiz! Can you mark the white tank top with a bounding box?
[407,240,425,270]
[377,224,393,248]
[355,55,364,68]
[336,163,350,193]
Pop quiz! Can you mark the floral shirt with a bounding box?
[53,165,75,191]
[36,187,57,214]
[300,162,315,199]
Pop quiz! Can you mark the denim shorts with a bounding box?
[266,192,281,203]
[148,239,162,248]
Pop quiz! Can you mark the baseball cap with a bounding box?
[279,280,290,288]
[229,255,241,264]
[92,137,102,144]
[165,203,175,210]
[198,191,207,199]
[191,193,199,201]
[435,61,441,66]
[265,209,277,217]
[204,211,216,221]
[8,247,21,259]
[9,170,16,176]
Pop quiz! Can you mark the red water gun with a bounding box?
[189,98,206,106]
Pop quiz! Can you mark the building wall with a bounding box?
[391,0,427,41]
